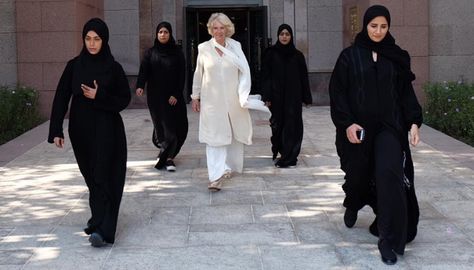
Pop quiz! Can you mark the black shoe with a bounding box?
[166,160,176,172]
[84,226,94,235]
[378,240,397,265]
[343,208,358,228]
[84,220,95,235]
[89,232,107,248]
[275,160,296,168]
[154,159,165,170]
[369,218,379,237]
[274,158,285,168]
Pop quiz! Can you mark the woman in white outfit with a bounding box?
[191,13,267,191]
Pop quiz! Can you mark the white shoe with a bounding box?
[223,170,232,179]
[166,160,176,172]
[208,178,223,191]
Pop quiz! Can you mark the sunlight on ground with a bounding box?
[126,160,157,167]
[286,209,325,218]
[33,247,60,261]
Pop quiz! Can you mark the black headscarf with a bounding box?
[153,21,178,54]
[354,5,415,82]
[274,24,297,56]
[72,18,114,95]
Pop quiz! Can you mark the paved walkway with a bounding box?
[0,106,473,269]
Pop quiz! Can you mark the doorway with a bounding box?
[185,6,268,98]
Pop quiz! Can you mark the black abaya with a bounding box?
[261,26,312,167]
[48,18,131,244]
[329,43,422,253]
[136,23,188,169]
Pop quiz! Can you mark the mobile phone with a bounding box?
[356,129,365,141]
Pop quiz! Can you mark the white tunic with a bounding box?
[192,38,253,146]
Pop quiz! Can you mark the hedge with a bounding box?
[423,81,474,146]
[0,85,43,145]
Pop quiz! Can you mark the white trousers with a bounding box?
[206,139,244,181]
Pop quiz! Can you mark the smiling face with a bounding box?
[211,20,227,44]
[84,31,102,55]
[366,16,389,43]
[278,29,292,45]
[157,27,170,44]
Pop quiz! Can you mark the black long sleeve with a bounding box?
[329,51,355,130]
[400,81,423,129]
[94,63,131,113]
[173,50,186,99]
[261,50,273,102]
[48,60,74,143]
[298,53,312,105]
[136,49,151,90]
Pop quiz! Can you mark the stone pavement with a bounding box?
[0,106,473,269]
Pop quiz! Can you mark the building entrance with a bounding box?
[185,6,268,97]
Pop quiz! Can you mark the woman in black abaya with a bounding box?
[261,24,312,168]
[329,5,422,265]
[136,21,188,172]
[48,18,131,247]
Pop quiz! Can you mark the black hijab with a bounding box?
[153,21,178,54]
[274,24,297,56]
[73,18,114,95]
[354,5,415,82]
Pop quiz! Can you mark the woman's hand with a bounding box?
[409,124,420,146]
[53,137,64,148]
[346,123,364,144]
[136,88,144,96]
[81,80,98,99]
[192,99,200,112]
[169,96,177,106]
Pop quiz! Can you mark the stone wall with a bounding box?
[430,0,474,83]
[0,0,17,86]
[8,0,474,115]
[105,0,139,75]
[342,0,429,104]
[139,0,184,58]
[307,0,343,73]
[267,0,342,105]
[15,0,104,117]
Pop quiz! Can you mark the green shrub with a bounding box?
[423,81,474,146]
[0,85,43,145]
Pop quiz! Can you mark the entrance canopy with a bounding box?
[185,0,262,6]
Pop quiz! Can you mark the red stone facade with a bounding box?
[15,0,104,117]
[14,0,429,117]
[342,0,429,103]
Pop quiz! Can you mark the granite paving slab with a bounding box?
[0,106,473,269]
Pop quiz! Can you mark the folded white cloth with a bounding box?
[212,38,271,115]
[242,94,270,113]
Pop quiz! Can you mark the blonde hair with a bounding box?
[207,13,235,37]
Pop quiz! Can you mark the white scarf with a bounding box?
[211,38,270,114]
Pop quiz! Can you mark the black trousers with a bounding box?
[374,130,407,254]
